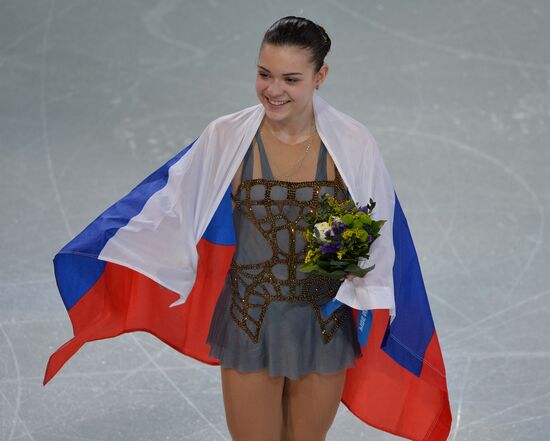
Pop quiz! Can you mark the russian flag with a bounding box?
[44,104,451,440]
[44,140,238,384]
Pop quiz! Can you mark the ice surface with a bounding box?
[1,1,548,440]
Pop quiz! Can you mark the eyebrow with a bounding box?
[256,65,303,76]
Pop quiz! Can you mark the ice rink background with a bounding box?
[1,1,549,440]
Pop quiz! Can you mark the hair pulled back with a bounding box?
[260,16,331,72]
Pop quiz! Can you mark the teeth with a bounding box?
[267,97,290,105]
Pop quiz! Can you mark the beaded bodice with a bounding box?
[228,129,352,344]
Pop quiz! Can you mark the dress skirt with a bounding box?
[206,269,362,380]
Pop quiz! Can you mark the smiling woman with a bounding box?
[207,17,361,441]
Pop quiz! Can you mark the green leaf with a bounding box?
[347,268,368,277]
[297,263,316,273]
[329,260,349,267]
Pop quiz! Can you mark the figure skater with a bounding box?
[206,16,362,441]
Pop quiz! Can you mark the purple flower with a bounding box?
[331,221,346,234]
[319,241,342,255]
[357,206,368,214]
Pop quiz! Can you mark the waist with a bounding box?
[228,263,341,302]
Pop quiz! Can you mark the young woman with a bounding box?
[45,15,451,441]
[205,16,362,441]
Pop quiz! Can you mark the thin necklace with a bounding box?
[261,121,316,179]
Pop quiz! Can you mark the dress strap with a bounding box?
[315,142,328,180]
[255,131,275,179]
[241,138,255,181]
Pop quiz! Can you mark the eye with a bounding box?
[258,72,269,78]
[285,78,299,84]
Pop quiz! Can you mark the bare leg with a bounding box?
[220,367,285,441]
[281,369,347,441]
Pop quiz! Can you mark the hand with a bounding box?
[340,274,357,282]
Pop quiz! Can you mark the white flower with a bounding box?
[314,221,332,242]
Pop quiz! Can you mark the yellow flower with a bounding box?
[342,230,353,240]
[337,250,344,260]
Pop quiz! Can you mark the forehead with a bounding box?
[258,44,314,73]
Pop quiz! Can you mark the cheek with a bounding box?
[292,85,311,102]
[255,78,265,94]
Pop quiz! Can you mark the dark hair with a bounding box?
[260,16,331,72]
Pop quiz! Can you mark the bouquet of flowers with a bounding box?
[298,193,386,280]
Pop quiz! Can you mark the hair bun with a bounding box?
[261,16,332,72]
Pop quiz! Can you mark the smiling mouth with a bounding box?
[265,96,291,106]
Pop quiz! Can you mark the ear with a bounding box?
[315,63,329,88]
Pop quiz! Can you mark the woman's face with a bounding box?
[255,43,328,126]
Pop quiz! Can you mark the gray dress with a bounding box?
[206,130,363,379]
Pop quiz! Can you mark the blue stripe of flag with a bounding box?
[381,192,435,376]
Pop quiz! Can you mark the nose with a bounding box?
[265,79,284,97]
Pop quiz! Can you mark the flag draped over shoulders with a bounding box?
[44,94,451,440]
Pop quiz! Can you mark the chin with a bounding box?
[264,106,288,117]
[264,110,293,125]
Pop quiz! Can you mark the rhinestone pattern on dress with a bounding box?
[228,169,352,344]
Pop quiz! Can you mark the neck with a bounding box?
[264,103,315,143]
